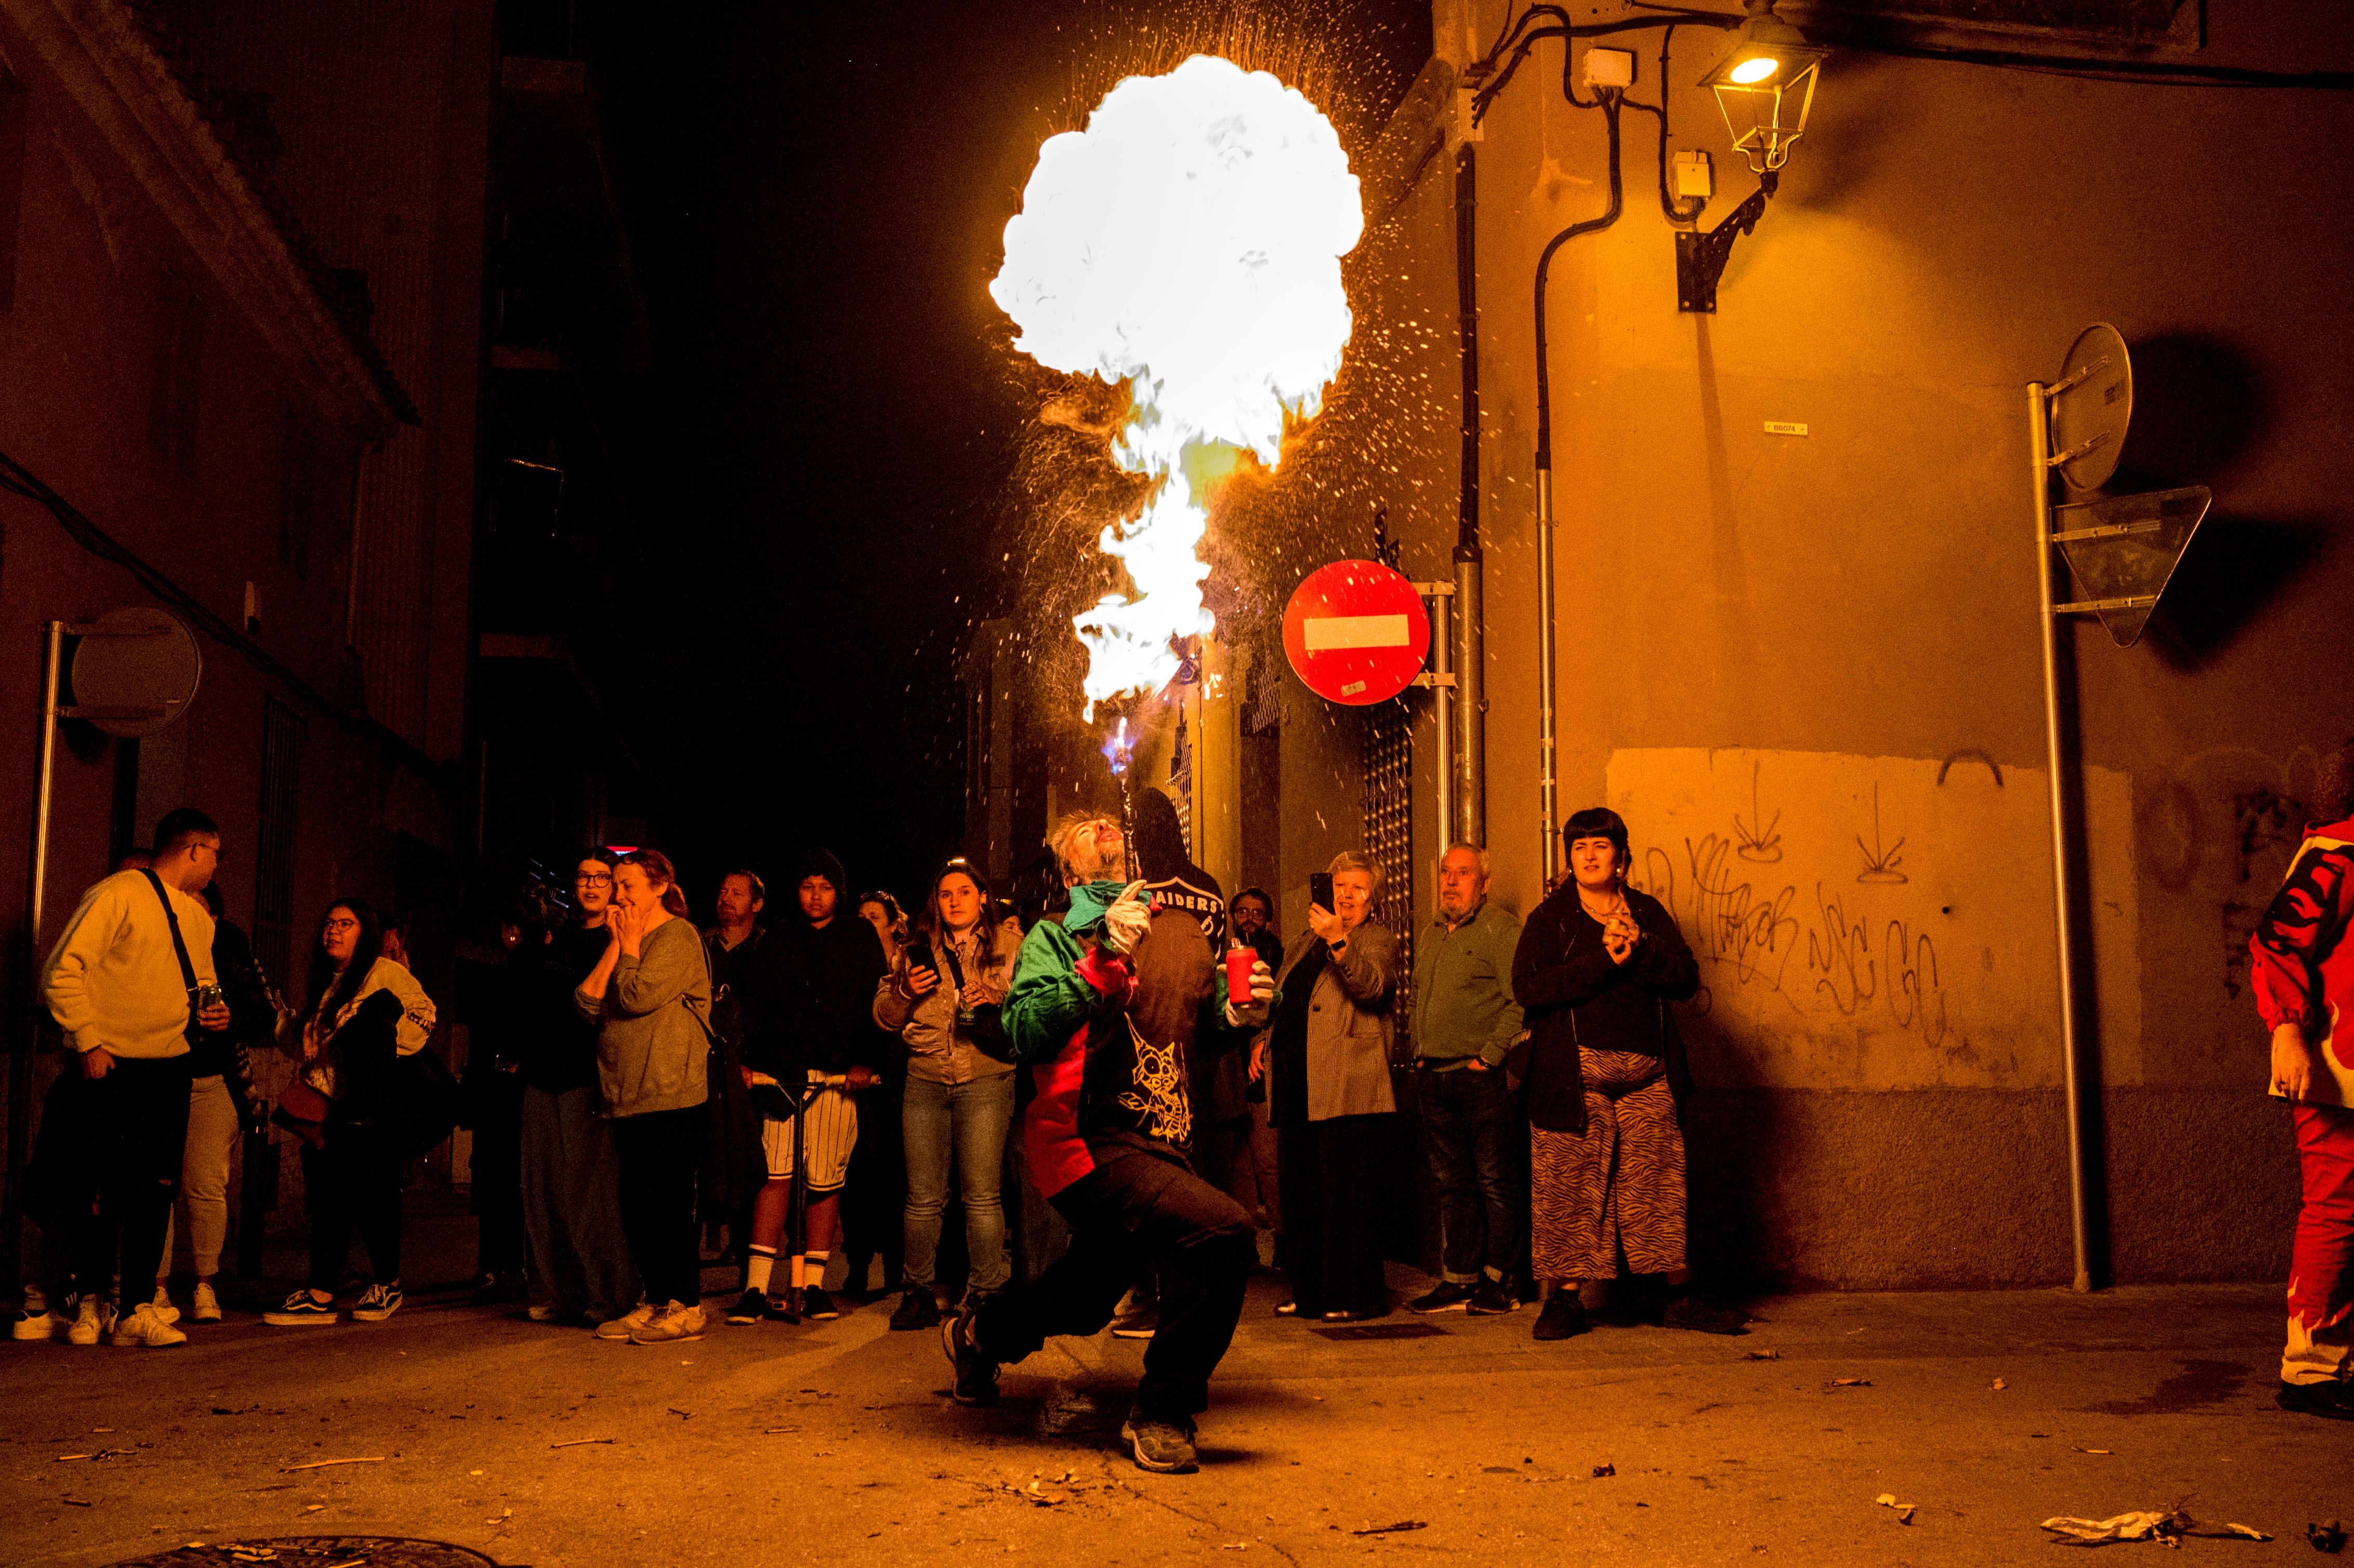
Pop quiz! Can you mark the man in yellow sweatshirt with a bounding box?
[39,808,231,1347]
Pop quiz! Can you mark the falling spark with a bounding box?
[992,54,1362,717]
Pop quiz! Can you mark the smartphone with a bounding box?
[1309,872,1335,912]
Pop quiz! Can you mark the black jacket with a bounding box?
[1510,885,1698,1134]
[740,915,887,1080]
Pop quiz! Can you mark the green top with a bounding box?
[1408,899,1525,1069]
[1003,917,1094,1064]
[576,917,712,1117]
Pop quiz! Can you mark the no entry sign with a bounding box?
[1281,559,1431,706]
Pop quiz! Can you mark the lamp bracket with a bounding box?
[1675,172,1777,313]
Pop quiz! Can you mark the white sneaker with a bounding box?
[110,1302,187,1347]
[66,1298,115,1345]
[628,1300,706,1345]
[191,1282,221,1322]
[148,1287,181,1325]
[594,1302,656,1341]
[11,1309,63,1341]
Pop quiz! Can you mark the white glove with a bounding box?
[1102,881,1152,956]
[1224,957,1275,1029]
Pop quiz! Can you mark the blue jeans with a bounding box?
[1419,1064,1517,1283]
[901,1072,1015,1295]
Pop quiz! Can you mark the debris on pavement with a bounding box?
[1351,1522,1427,1536]
[551,1438,615,1448]
[1740,1349,1780,1361]
[1875,1493,1917,1524]
[1992,1378,2007,1390]
[1592,1464,1616,1478]
[1828,1378,1873,1388]
[2042,1510,2274,1545]
[2078,1448,2115,1455]
[282,1456,385,1471]
[2311,1519,2346,1553]
[60,1497,91,1508]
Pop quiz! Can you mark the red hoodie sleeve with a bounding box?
[2251,836,2353,1035]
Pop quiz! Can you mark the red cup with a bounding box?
[1225,946,1258,1009]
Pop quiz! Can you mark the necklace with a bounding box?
[1577,890,1628,921]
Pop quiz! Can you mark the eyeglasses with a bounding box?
[323,918,360,933]
[577,873,613,887]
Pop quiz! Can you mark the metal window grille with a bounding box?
[1362,699,1414,1036]
[253,697,305,996]
[1169,709,1194,859]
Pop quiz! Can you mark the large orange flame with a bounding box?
[992,54,1362,718]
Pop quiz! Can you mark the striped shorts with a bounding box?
[751,1077,859,1194]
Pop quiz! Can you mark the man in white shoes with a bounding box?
[41,810,234,1348]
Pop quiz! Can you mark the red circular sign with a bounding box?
[1281,560,1431,707]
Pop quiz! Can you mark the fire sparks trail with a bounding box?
[991,54,1362,717]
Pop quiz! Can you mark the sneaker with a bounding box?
[350,1283,402,1323]
[630,1300,707,1345]
[725,1288,771,1326]
[1109,1288,1157,1339]
[66,1297,116,1345]
[1122,1410,1199,1474]
[1410,1280,1476,1314]
[1532,1293,1588,1341]
[264,1291,339,1326]
[801,1286,838,1322]
[1661,1294,1747,1335]
[191,1282,222,1323]
[888,1288,941,1332]
[148,1288,182,1325]
[2277,1379,2354,1421]
[12,1308,63,1341]
[110,1302,187,1347]
[1467,1275,1520,1316]
[941,1305,999,1407]
[594,1303,656,1341]
[527,1302,562,1323]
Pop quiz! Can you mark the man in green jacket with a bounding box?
[1407,842,1524,1316]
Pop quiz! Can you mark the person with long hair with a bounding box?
[263,898,437,1326]
[874,859,1021,1330]
[1511,806,1724,1341]
[1266,850,1401,1324]
[857,891,907,965]
[575,850,713,1346]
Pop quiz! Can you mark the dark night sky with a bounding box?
[581,2,1433,908]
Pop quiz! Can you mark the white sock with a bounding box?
[746,1250,776,1294]
[802,1250,830,1287]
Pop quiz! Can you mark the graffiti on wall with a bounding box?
[1606,748,2140,1092]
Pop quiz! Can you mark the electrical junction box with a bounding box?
[1674,149,1714,199]
[1583,48,1635,89]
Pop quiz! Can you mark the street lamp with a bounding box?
[1677,0,1828,311]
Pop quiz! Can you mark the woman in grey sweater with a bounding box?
[576,849,711,1345]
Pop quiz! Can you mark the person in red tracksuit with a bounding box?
[2250,739,2354,1420]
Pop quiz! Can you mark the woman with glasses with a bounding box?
[263,898,437,1326]
[873,859,1021,1329]
[517,855,640,1327]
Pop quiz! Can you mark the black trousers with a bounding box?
[975,1146,1253,1425]
[304,1121,403,1291]
[71,1056,191,1302]
[612,1106,704,1306]
[1278,1111,1393,1316]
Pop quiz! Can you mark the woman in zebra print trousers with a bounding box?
[1512,807,1736,1339]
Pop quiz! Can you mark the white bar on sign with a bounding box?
[1304,613,1410,651]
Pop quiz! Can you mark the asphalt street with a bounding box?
[1,1239,2338,1568]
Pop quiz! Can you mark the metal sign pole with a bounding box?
[2029,387,2096,1295]
[3,620,67,1295]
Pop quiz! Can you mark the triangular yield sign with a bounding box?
[2052,485,2211,647]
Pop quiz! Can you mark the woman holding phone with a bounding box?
[1263,851,1400,1322]
[263,898,436,1326]
[873,858,1020,1330]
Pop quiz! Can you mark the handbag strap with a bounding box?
[139,869,200,994]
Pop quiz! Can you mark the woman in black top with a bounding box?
[1511,807,1726,1340]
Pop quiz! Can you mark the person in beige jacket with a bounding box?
[38,809,231,1348]
[1264,851,1400,1322]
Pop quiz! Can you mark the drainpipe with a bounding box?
[1532,93,1624,885]
[1452,142,1485,849]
